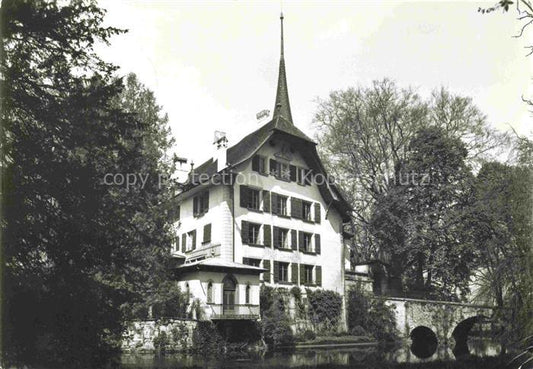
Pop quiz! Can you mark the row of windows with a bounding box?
[241,220,321,254]
[205,281,252,305]
[172,223,212,253]
[242,257,322,286]
[240,186,321,223]
[252,155,313,186]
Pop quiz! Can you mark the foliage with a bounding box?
[260,284,289,316]
[314,80,507,263]
[370,127,477,299]
[347,287,398,342]
[471,161,533,343]
[1,1,176,367]
[291,286,306,318]
[301,329,317,341]
[261,298,295,348]
[306,289,343,333]
[191,321,225,356]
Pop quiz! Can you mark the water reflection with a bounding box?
[121,339,501,369]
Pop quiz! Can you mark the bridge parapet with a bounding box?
[375,296,496,343]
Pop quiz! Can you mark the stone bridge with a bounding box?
[379,296,498,358]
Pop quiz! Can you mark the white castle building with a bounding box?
[170,14,352,321]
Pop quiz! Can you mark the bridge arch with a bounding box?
[409,326,438,359]
[451,315,487,357]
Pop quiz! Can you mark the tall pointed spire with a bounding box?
[273,12,293,124]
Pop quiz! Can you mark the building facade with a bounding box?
[170,14,352,322]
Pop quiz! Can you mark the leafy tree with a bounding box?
[370,127,476,299]
[1,1,177,367]
[471,160,533,344]
[314,80,506,263]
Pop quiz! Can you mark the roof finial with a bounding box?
[272,12,293,124]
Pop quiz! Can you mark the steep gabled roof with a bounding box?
[179,14,352,222]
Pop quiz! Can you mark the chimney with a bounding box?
[213,131,228,172]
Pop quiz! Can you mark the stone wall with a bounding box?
[121,319,197,353]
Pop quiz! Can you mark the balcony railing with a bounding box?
[207,304,260,320]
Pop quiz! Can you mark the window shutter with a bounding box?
[241,221,249,244]
[191,230,196,250]
[263,260,271,283]
[289,165,297,182]
[314,203,321,223]
[291,230,297,250]
[271,193,278,214]
[203,223,211,243]
[304,169,313,186]
[300,264,306,285]
[291,197,302,219]
[182,234,186,253]
[315,234,321,254]
[243,257,249,265]
[262,190,270,212]
[291,263,298,284]
[269,159,278,176]
[193,196,199,216]
[273,261,279,283]
[203,191,209,212]
[252,155,260,172]
[263,224,271,247]
[260,157,267,175]
[240,186,249,208]
[316,266,322,286]
[174,236,179,252]
[273,227,280,248]
[298,231,304,251]
[176,205,180,221]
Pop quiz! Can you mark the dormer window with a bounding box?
[252,155,267,175]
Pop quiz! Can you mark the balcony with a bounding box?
[207,304,260,320]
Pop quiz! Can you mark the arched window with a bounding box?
[207,282,213,303]
[222,274,237,314]
[245,285,251,304]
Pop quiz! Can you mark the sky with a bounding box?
[97,0,532,171]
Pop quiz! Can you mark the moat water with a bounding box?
[120,338,503,369]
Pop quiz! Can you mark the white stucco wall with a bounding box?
[232,136,345,295]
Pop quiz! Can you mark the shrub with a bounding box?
[261,298,294,348]
[306,289,343,333]
[347,287,398,342]
[302,329,317,341]
[192,321,225,356]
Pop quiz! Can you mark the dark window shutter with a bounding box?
[291,197,302,219]
[193,196,199,216]
[269,159,278,176]
[260,157,267,175]
[174,236,179,252]
[240,186,249,208]
[243,257,249,265]
[273,227,280,248]
[300,264,306,285]
[315,234,321,254]
[291,263,298,284]
[263,260,271,283]
[316,266,322,286]
[291,230,297,250]
[176,205,180,221]
[203,223,211,243]
[263,224,271,247]
[314,203,321,223]
[271,193,278,214]
[241,221,249,244]
[182,234,186,253]
[289,165,297,182]
[273,261,279,283]
[203,191,209,212]
[191,230,196,250]
[298,231,304,251]
[262,190,270,212]
[304,169,313,186]
[252,155,260,172]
